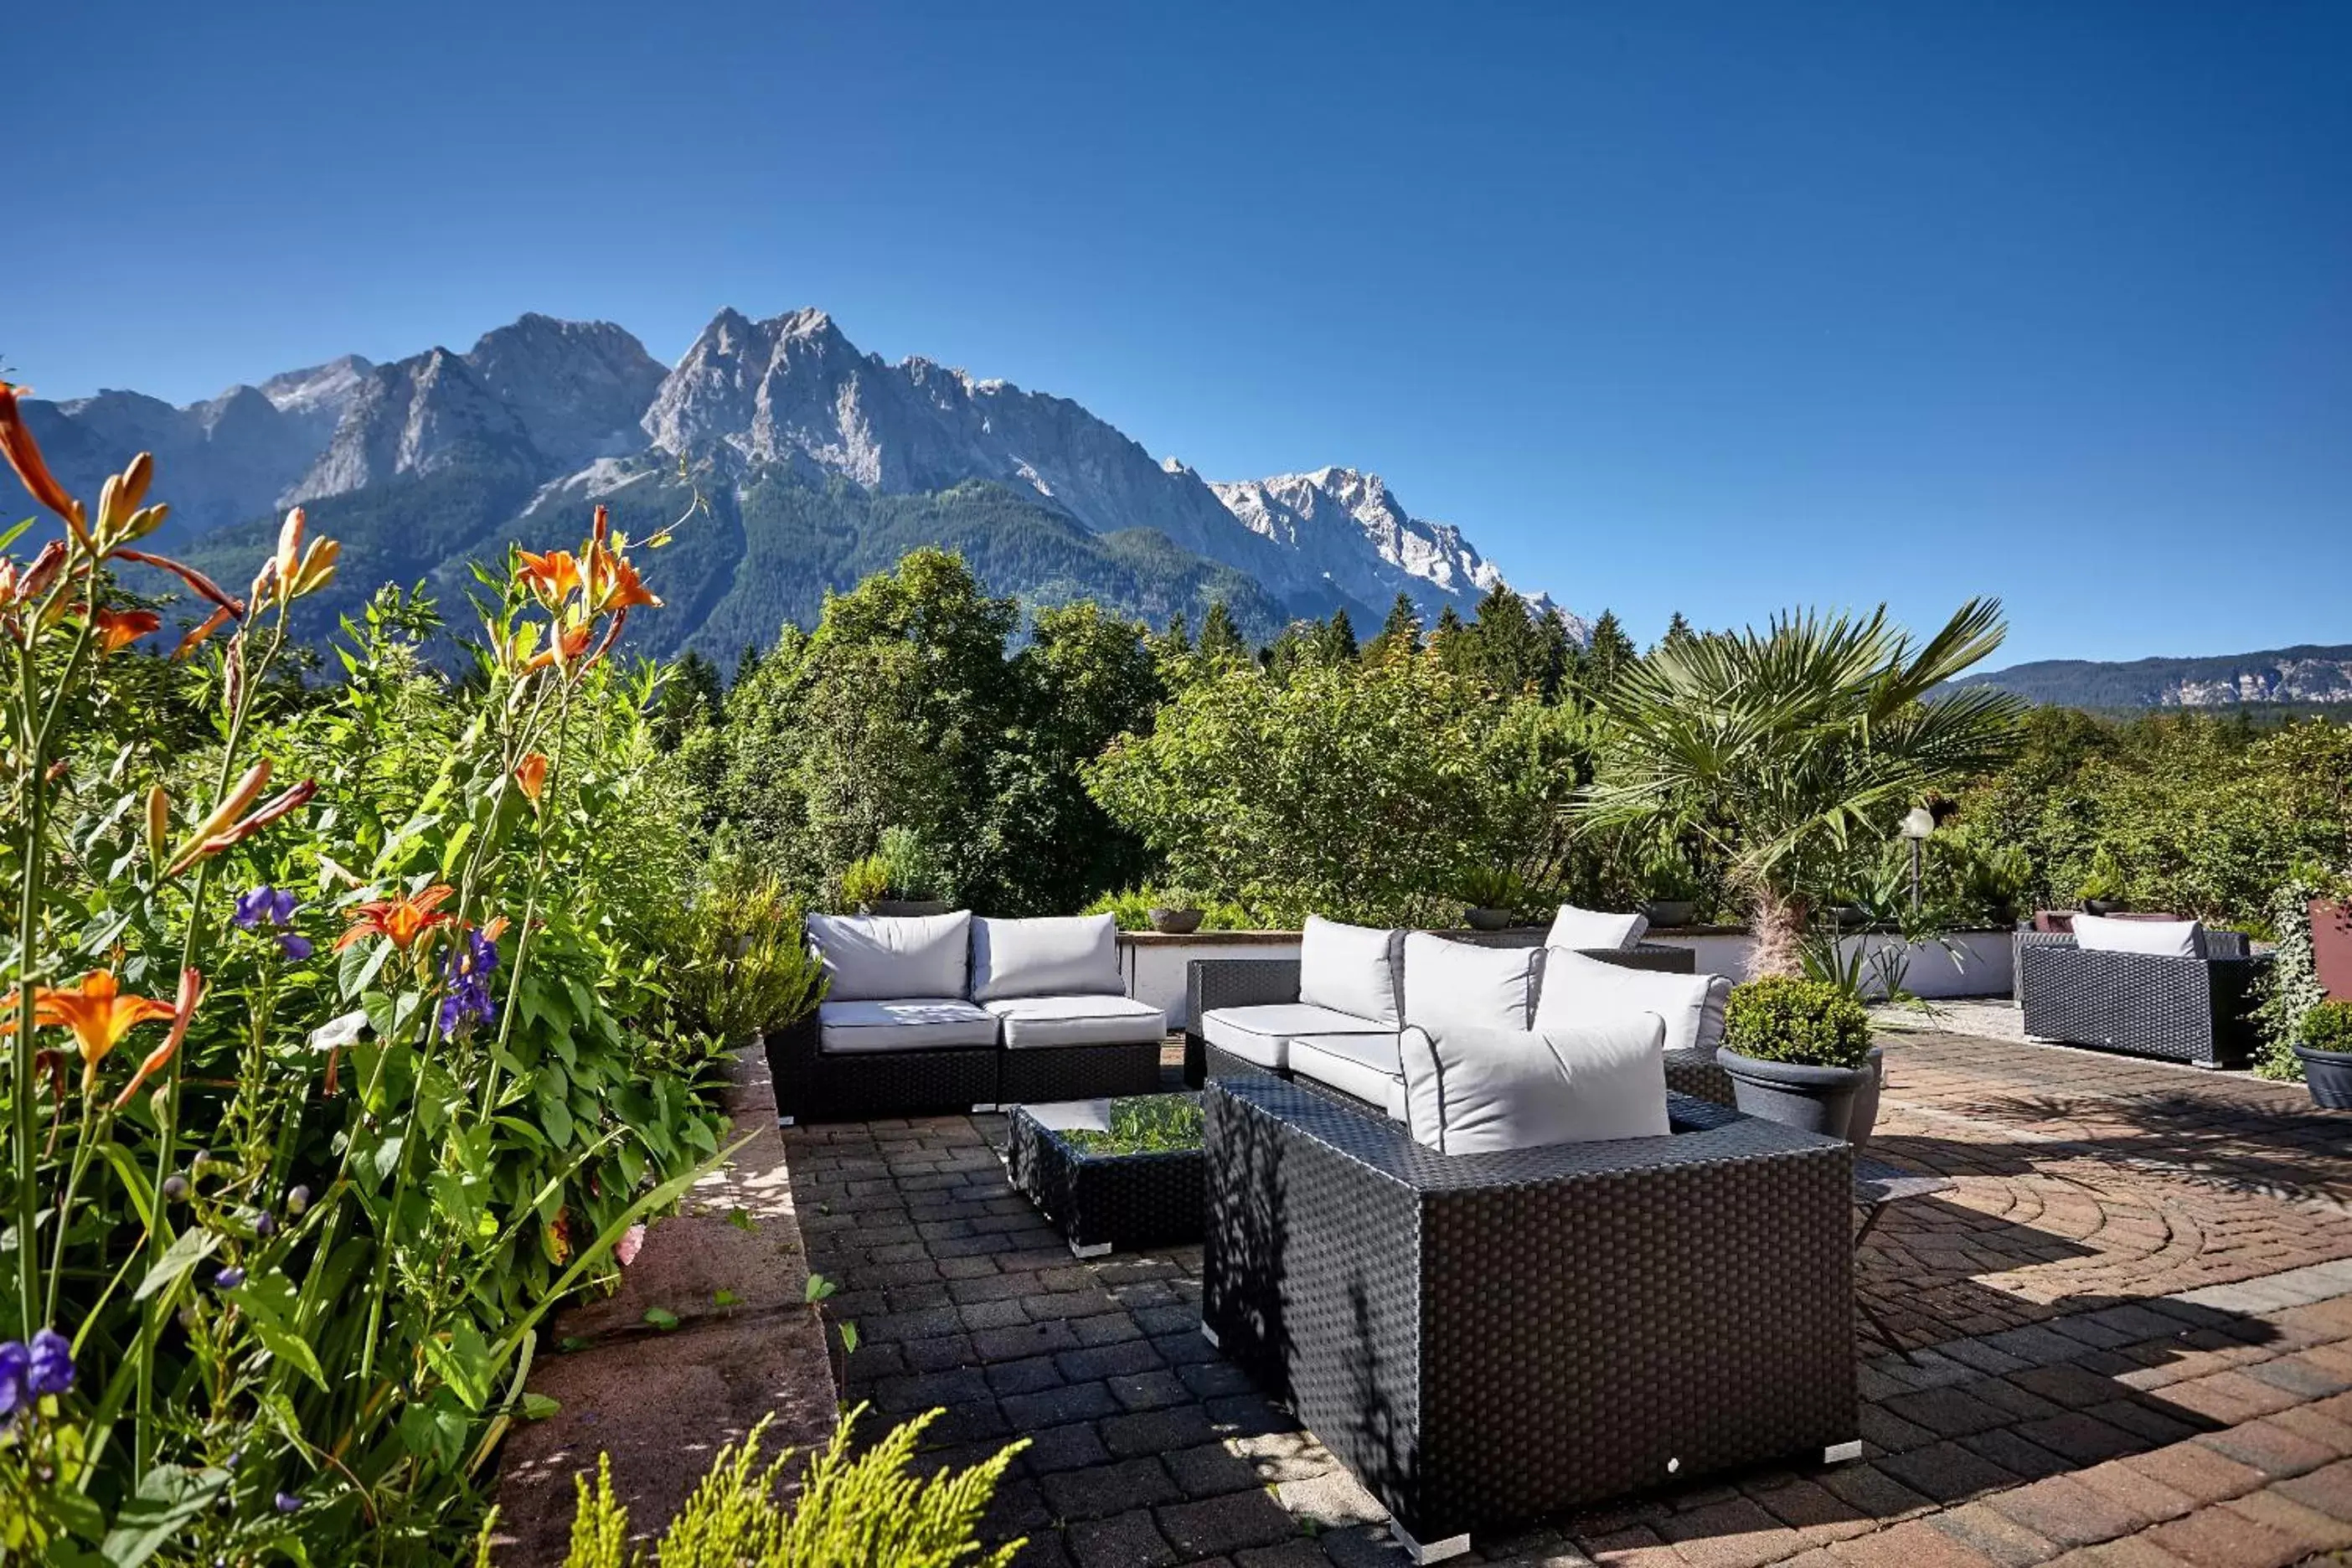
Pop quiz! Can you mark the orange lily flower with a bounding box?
[0,383,90,543]
[482,916,510,942]
[589,546,661,614]
[115,549,245,616]
[173,604,235,660]
[524,620,596,673]
[337,885,457,952]
[113,968,204,1110]
[514,752,549,803]
[2,971,178,1091]
[516,549,583,608]
[93,607,161,652]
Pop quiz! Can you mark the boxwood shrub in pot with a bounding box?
[1718,976,1882,1141]
[2296,1000,2352,1111]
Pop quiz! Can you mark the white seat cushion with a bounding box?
[2072,914,2204,958]
[1545,904,1650,952]
[1298,916,1407,1029]
[1400,1017,1670,1155]
[807,911,972,1003]
[1287,1031,1407,1121]
[985,993,1166,1050]
[972,915,1122,1002]
[1402,933,1540,1034]
[1201,1003,1392,1071]
[1534,947,1732,1056]
[818,998,998,1055]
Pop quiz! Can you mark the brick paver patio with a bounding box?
[785,1024,2352,1568]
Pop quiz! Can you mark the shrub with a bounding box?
[2301,1000,2352,1055]
[1722,976,1875,1069]
[502,1406,1025,1568]
[658,861,828,1045]
[1081,886,1256,931]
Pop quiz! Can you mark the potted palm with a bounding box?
[1572,601,2025,978]
[1716,976,1879,1140]
[2296,1001,2352,1111]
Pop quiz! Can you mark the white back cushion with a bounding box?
[2072,915,2203,958]
[1298,916,1406,1028]
[1545,904,1650,952]
[807,910,972,1003]
[1402,933,1540,1034]
[1400,1017,1670,1154]
[971,914,1122,1002]
[1534,947,1732,1055]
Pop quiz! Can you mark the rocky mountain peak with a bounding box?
[463,315,665,469]
[286,347,534,503]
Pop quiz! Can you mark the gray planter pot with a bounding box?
[2295,1045,2352,1111]
[865,899,952,917]
[1717,1045,1885,1142]
[1639,900,1698,930]
[1462,907,1517,931]
[1148,907,1204,935]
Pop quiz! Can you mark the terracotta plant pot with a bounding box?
[1148,907,1204,935]
[2311,900,2352,1002]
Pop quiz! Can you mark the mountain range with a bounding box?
[18,310,1572,658]
[1952,645,2352,709]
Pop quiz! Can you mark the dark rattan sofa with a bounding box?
[1184,943,1737,1107]
[1202,1073,1857,1560]
[2014,929,2269,1069]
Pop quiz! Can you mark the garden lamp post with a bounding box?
[1900,806,1937,915]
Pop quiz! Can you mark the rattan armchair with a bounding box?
[1201,1074,1856,1559]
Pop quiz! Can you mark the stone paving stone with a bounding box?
[1658,1498,1804,1568]
[1164,1441,1265,1498]
[1828,1517,2004,1568]
[2271,1455,2352,1520]
[1875,1441,2021,1504]
[1883,1387,2015,1440]
[2008,1412,2143,1467]
[2112,1442,2267,1507]
[2142,1503,2308,1568]
[1038,1454,1182,1520]
[1157,1491,1310,1557]
[2191,1415,2336,1480]
[2064,1459,2197,1527]
[1821,1464,1938,1524]
[1583,1526,1682,1568]
[1065,1507,1179,1568]
[1957,1429,2075,1483]
[1745,1478,1875,1545]
[1926,1499,2061,1567]
[2217,1488,2352,1555]
[1982,1475,2144,1550]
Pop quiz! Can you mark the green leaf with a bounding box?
[642,1307,679,1331]
[713,1288,742,1308]
[725,1206,757,1234]
[338,936,391,1002]
[132,1227,219,1303]
[246,1307,328,1391]
[836,1320,860,1358]
[101,1465,229,1567]
[520,1393,561,1421]
[803,1272,837,1304]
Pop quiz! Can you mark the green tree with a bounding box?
[1656,611,1698,655]
[652,648,725,750]
[1199,599,1249,664]
[1317,606,1360,665]
[1086,654,1579,925]
[1466,584,1550,696]
[1576,601,2026,974]
[1369,592,1422,660]
[1582,609,1637,698]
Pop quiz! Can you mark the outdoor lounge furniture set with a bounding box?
[1185,910,1857,1560]
[766,910,1167,1124]
[2015,911,2270,1069]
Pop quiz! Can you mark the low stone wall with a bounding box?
[488,1049,838,1563]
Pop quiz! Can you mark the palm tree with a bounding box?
[1576,600,2026,976]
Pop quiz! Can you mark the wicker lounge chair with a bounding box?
[1201,1073,1857,1560]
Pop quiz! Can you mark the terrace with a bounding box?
[492,931,2352,1568]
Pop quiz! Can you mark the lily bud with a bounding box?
[146,785,169,870]
[167,760,271,874]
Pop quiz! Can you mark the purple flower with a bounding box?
[253,1211,276,1240]
[235,887,297,931]
[0,1340,28,1424]
[437,926,500,1039]
[26,1329,73,1396]
[274,1492,303,1514]
[213,1266,246,1292]
[278,933,314,961]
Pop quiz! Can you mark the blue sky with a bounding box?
[9,1,2346,667]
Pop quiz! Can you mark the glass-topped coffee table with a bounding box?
[1003,1092,1204,1258]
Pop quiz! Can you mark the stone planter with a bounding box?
[865,898,951,917]
[2295,1045,2352,1111]
[1148,907,1204,935]
[1717,1045,1884,1142]
[1640,900,1698,930]
[1461,906,1516,931]
[2312,900,2352,1002]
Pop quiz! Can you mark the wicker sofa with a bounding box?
[2014,928,2269,1069]
[1202,1072,1856,1560]
[1186,915,1735,1108]
[766,910,1167,1124]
